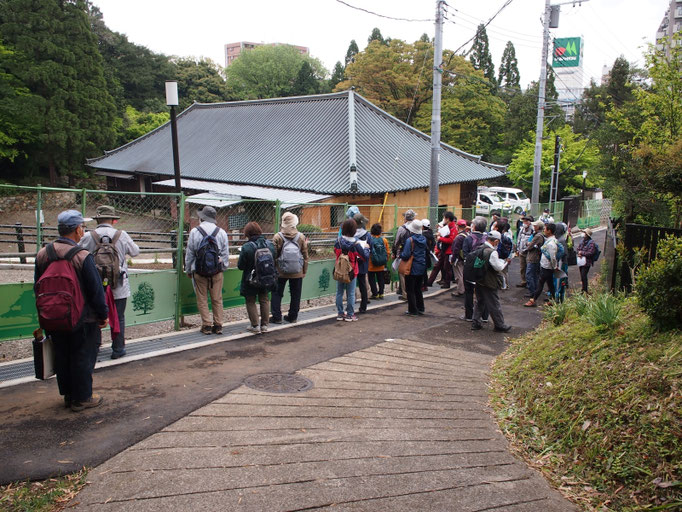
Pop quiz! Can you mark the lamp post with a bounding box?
[582,170,587,202]
[165,81,181,193]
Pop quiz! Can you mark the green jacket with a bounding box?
[237,236,276,296]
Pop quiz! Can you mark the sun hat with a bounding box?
[353,212,368,228]
[57,210,92,229]
[403,209,416,221]
[408,219,423,234]
[93,205,120,220]
[281,212,298,228]
[421,218,431,228]
[198,206,217,223]
[583,228,593,238]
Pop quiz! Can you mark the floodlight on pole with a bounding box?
[165,81,182,194]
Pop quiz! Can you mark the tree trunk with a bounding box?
[48,160,57,186]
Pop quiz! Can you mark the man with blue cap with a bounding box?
[34,210,109,412]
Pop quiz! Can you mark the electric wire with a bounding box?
[333,0,433,23]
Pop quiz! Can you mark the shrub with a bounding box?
[571,293,591,316]
[297,224,322,234]
[636,235,682,331]
[587,293,623,330]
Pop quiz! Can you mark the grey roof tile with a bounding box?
[88,91,504,195]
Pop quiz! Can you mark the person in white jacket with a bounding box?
[524,222,558,307]
[79,205,140,359]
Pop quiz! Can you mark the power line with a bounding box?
[447,0,516,56]
[333,0,433,23]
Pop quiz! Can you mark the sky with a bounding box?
[93,0,666,90]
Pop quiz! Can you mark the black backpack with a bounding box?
[195,226,221,277]
[463,246,488,283]
[247,240,278,291]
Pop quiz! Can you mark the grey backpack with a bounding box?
[277,232,304,274]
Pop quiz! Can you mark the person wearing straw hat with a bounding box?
[79,205,139,359]
[185,206,230,335]
[577,228,597,293]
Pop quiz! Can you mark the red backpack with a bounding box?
[35,244,87,332]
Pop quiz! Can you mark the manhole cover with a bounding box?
[243,373,314,393]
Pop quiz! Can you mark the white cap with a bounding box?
[421,218,430,228]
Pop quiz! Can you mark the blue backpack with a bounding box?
[195,226,221,277]
[370,236,388,266]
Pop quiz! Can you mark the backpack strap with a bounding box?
[46,243,58,263]
[91,230,101,246]
[111,229,122,246]
[65,246,88,262]
[197,226,207,237]
[211,226,219,237]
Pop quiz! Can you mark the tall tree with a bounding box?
[368,28,385,45]
[0,0,116,184]
[345,40,359,66]
[292,60,319,96]
[225,44,327,100]
[469,24,496,89]
[174,57,230,109]
[335,38,433,123]
[329,61,345,90]
[498,41,520,92]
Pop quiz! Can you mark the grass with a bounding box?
[0,469,87,512]
[491,292,681,511]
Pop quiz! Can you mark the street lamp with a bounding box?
[582,170,587,202]
[165,80,182,194]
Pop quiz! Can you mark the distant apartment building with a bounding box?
[224,41,309,67]
[656,0,682,56]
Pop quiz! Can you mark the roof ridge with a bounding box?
[191,90,350,109]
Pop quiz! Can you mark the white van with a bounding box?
[475,191,510,216]
[487,187,531,214]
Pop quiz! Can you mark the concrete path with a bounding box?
[72,339,575,511]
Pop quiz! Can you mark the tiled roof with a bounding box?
[88,91,505,195]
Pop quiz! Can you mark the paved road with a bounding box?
[72,339,574,511]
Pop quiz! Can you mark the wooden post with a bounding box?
[14,222,26,264]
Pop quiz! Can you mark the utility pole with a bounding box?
[429,0,444,227]
[531,0,551,209]
[548,134,561,211]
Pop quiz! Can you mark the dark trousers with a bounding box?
[533,267,556,301]
[270,277,303,321]
[405,274,425,314]
[357,272,368,312]
[368,271,385,296]
[473,285,504,328]
[580,265,591,293]
[465,281,488,321]
[52,322,100,402]
[427,251,452,286]
[112,298,126,356]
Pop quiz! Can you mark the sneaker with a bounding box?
[370,294,379,300]
[111,350,126,360]
[336,314,345,321]
[283,315,297,324]
[260,325,268,333]
[404,311,419,317]
[481,318,489,323]
[212,325,223,335]
[246,325,260,334]
[269,316,283,324]
[377,294,384,300]
[200,325,213,335]
[71,394,103,412]
[345,314,358,322]
[459,315,472,322]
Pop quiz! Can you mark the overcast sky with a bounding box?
[93,0,665,90]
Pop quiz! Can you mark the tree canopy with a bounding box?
[469,24,496,89]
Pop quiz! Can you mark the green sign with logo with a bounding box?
[552,37,581,68]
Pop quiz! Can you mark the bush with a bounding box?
[587,293,623,330]
[297,224,323,234]
[544,300,570,326]
[636,235,682,331]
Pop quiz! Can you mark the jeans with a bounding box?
[356,273,368,311]
[112,297,127,356]
[52,322,101,402]
[270,277,303,321]
[405,274,425,313]
[336,277,356,316]
[368,271,385,296]
[580,264,590,293]
[525,262,540,297]
[533,267,556,301]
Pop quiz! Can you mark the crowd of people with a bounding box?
[34,205,597,412]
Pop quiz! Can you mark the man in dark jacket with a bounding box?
[450,219,468,297]
[34,210,109,412]
[471,231,511,332]
[522,220,545,298]
[461,217,488,321]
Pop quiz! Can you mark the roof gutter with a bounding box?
[348,89,358,193]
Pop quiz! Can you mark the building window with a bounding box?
[229,212,249,230]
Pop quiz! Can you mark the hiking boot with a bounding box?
[471,322,483,331]
[71,394,103,412]
[494,325,512,333]
[283,315,297,324]
[246,325,260,334]
[212,324,223,335]
[111,350,126,360]
[260,325,268,333]
[200,325,213,335]
[269,316,283,324]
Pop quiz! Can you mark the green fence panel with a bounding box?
[0,281,35,341]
